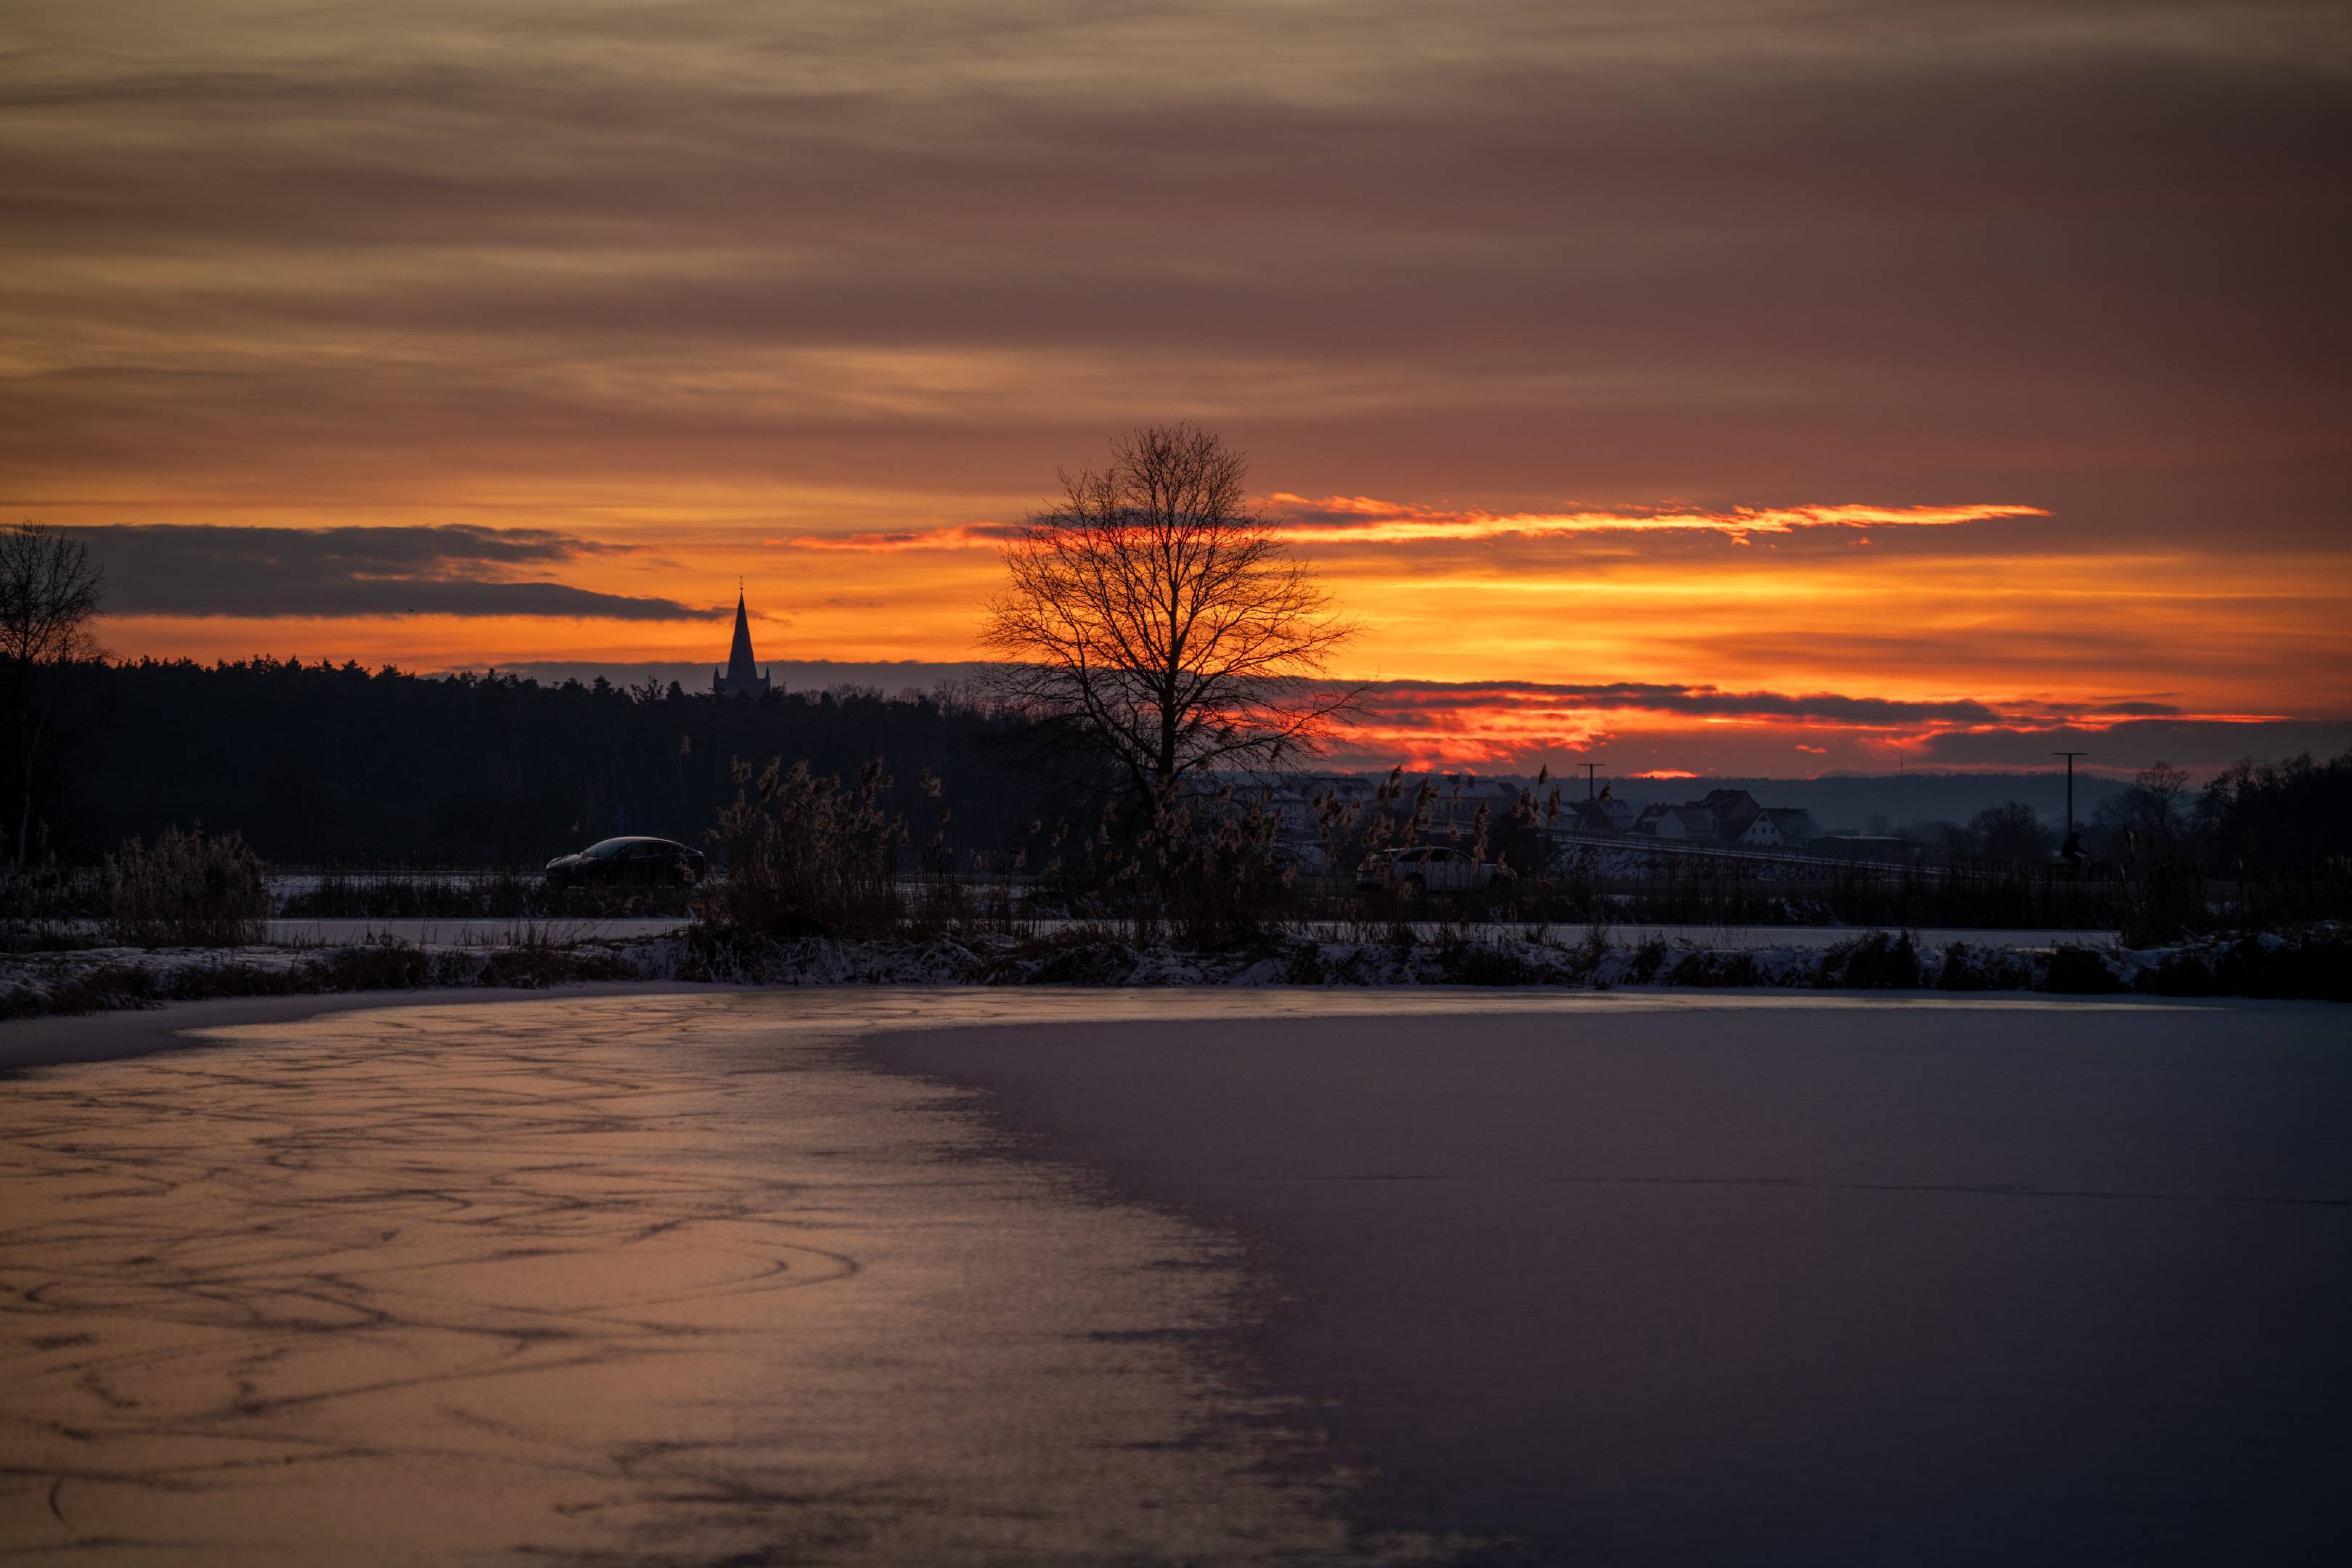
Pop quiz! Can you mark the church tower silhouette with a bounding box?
[712,585,772,699]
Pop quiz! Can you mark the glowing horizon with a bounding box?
[67,483,2349,777]
[9,1,2348,777]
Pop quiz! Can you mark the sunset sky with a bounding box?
[7,1,2348,775]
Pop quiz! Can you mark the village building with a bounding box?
[1560,799,1612,834]
[1696,788,1763,841]
[1560,795,1636,835]
[1642,804,1720,840]
[1739,807,1823,848]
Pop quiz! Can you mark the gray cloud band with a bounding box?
[73,524,706,621]
[2,4,2344,515]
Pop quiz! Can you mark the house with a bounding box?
[1739,807,1821,849]
[1650,805,1719,840]
[1558,795,1636,834]
[1697,788,1763,841]
[1559,799,1616,835]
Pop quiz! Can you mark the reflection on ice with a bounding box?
[0,992,1456,1565]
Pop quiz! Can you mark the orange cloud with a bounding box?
[777,497,2050,553]
[1262,495,2051,546]
[774,523,1023,552]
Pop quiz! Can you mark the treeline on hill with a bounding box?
[22,658,1072,865]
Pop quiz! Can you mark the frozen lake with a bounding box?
[2,989,2343,1563]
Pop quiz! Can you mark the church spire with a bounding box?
[727,589,758,679]
[714,581,772,699]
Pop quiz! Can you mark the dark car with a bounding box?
[544,836,709,889]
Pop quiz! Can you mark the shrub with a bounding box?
[1282,942,1328,984]
[1824,931,1922,989]
[301,936,433,991]
[1436,939,1535,986]
[696,756,905,939]
[2141,952,2218,996]
[0,855,86,945]
[44,961,160,1013]
[279,867,576,921]
[1626,936,1670,984]
[1128,785,1291,950]
[1667,951,1763,987]
[99,826,269,947]
[2042,945,2124,994]
[1019,936,1140,984]
[475,942,570,989]
[2210,932,2352,1002]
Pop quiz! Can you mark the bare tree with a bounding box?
[1,522,105,864]
[979,425,1355,805]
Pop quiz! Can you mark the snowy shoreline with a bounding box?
[3,922,2342,1023]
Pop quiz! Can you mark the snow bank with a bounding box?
[7,922,2341,1022]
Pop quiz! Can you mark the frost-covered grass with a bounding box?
[4,922,2343,1021]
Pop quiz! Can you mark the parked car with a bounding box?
[1356,846,1517,894]
[544,836,709,890]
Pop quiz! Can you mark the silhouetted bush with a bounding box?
[696,756,905,939]
[995,933,1140,985]
[1155,788,1292,950]
[279,867,577,920]
[1627,936,1670,984]
[2208,932,2352,1002]
[99,826,269,947]
[1930,942,2036,991]
[1666,950,1764,987]
[37,961,159,1013]
[303,935,433,990]
[0,856,91,949]
[1435,938,1535,985]
[1824,931,1922,989]
[2140,952,2219,996]
[2042,945,2124,994]
[1935,942,1987,990]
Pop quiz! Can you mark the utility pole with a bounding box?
[1577,761,1603,800]
[2052,751,2088,833]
